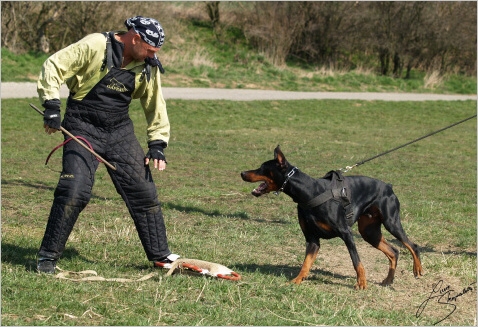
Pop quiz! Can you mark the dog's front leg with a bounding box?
[290,241,319,285]
[342,232,367,290]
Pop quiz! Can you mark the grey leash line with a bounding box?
[340,114,477,173]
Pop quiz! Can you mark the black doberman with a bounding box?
[240,145,423,290]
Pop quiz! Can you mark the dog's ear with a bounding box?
[274,145,287,168]
[274,145,281,159]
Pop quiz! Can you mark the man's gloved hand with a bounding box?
[145,140,167,171]
[42,99,61,132]
[146,140,166,161]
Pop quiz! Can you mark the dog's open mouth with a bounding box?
[252,182,268,196]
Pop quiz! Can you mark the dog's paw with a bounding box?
[413,264,424,278]
[380,277,394,286]
[354,280,367,290]
[289,276,305,285]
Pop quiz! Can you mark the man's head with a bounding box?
[122,16,165,62]
[124,16,165,48]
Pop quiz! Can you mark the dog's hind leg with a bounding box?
[384,224,423,279]
[358,206,399,286]
[290,241,319,285]
[400,240,423,278]
[380,194,424,279]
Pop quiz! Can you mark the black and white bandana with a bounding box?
[124,16,165,48]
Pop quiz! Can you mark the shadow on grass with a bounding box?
[233,262,357,288]
[163,202,291,224]
[1,178,55,192]
[1,242,90,272]
[386,239,477,257]
[1,178,117,201]
[352,231,477,257]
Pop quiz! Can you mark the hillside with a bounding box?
[1,2,476,94]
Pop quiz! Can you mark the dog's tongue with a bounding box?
[252,182,267,196]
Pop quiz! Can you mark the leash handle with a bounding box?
[341,114,477,172]
[29,103,117,171]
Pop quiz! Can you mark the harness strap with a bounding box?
[299,188,347,209]
[45,136,102,166]
[300,189,333,209]
[298,170,355,226]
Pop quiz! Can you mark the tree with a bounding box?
[1,2,65,53]
[205,1,220,30]
[241,2,307,66]
[1,1,475,76]
[1,2,18,50]
[291,2,358,69]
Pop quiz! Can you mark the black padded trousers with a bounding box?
[38,104,171,262]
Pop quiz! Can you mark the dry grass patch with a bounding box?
[424,70,445,89]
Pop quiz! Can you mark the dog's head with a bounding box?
[240,145,290,197]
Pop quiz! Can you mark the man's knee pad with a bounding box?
[54,172,93,209]
[120,181,160,212]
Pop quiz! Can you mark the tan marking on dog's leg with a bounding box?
[376,237,398,286]
[290,243,319,285]
[357,209,398,286]
[402,243,424,277]
[354,262,367,290]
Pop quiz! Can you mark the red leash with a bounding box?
[29,103,116,170]
[45,136,102,166]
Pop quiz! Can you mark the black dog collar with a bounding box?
[274,166,298,195]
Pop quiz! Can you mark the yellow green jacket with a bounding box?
[37,31,170,145]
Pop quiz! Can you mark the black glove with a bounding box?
[42,99,61,130]
[146,140,167,162]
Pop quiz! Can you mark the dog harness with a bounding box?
[298,170,355,226]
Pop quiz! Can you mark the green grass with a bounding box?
[2,19,477,94]
[1,48,50,82]
[158,20,476,94]
[2,98,476,325]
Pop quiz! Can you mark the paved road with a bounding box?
[1,82,476,101]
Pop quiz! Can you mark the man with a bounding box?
[36,16,179,273]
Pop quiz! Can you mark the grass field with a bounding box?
[2,44,477,95]
[1,97,476,325]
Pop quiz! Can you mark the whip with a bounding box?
[29,103,117,171]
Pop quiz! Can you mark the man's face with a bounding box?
[132,34,160,61]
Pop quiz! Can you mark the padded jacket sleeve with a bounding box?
[37,33,106,104]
